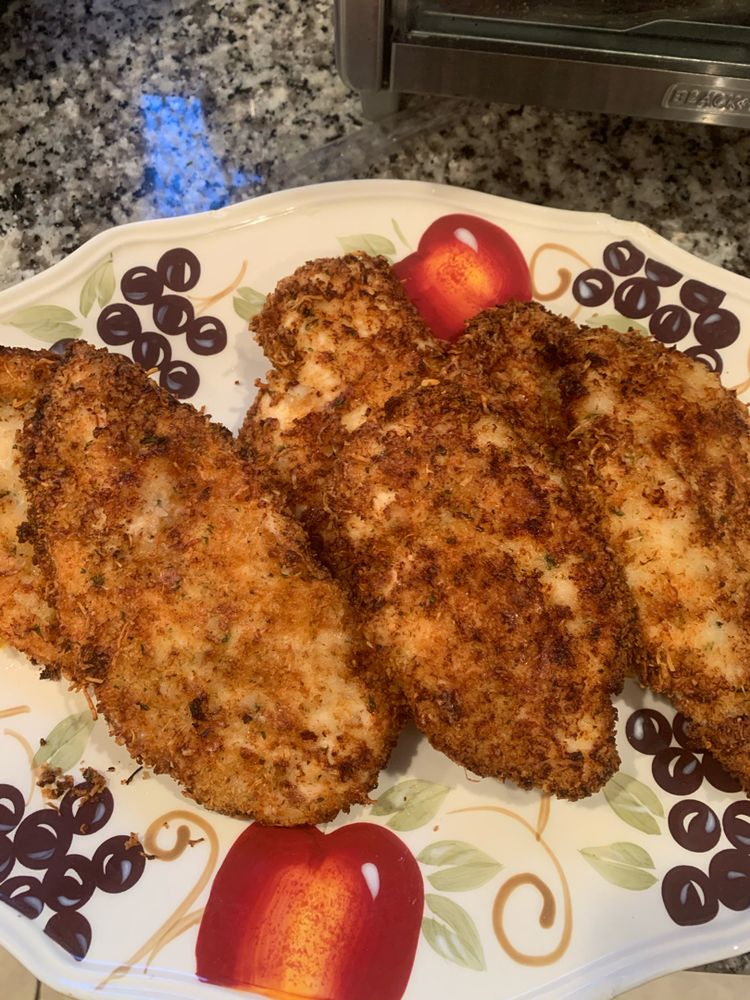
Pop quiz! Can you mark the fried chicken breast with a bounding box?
[0,347,63,673]
[241,255,630,798]
[240,252,444,536]
[327,380,629,797]
[462,300,750,790]
[556,323,750,786]
[20,343,401,825]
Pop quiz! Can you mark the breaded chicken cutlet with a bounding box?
[327,381,630,797]
[461,301,750,791]
[241,252,445,537]
[0,347,64,674]
[20,342,402,826]
[241,254,632,798]
[558,323,750,786]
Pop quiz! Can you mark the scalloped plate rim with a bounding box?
[1,179,750,1000]
[1,179,749,311]
[5,894,750,1000]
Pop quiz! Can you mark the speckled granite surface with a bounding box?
[0,0,749,986]
[1,0,749,294]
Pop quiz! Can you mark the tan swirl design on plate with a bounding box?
[0,705,31,721]
[99,809,219,989]
[529,243,590,316]
[187,259,247,315]
[453,795,573,967]
[1,706,33,803]
[4,730,35,804]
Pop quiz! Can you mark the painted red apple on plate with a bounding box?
[195,822,424,1000]
[393,213,532,341]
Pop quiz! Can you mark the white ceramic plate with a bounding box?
[1,179,750,1000]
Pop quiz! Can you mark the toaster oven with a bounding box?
[334,1,750,128]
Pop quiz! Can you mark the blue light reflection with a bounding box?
[139,94,253,216]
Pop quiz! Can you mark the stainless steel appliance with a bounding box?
[335,1,750,127]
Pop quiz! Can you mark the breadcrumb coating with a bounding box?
[240,252,444,538]
[20,342,401,825]
[462,300,750,791]
[241,255,630,797]
[0,347,64,675]
[557,322,750,787]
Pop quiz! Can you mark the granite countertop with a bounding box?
[1,0,750,988]
[1,0,749,294]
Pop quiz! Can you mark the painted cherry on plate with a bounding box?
[393,213,532,341]
[195,822,424,1000]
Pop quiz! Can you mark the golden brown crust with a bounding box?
[239,253,445,536]
[0,346,65,674]
[556,323,750,787]
[240,257,628,798]
[464,301,750,791]
[20,342,402,825]
[327,381,626,797]
[449,302,582,444]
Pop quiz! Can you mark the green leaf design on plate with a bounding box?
[427,862,502,892]
[422,893,486,971]
[584,842,655,868]
[97,258,116,309]
[580,843,657,890]
[236,286,266,305]
[585,313,648,336]
[233,297,256,322]
[371,778,450,831]
[418,840,502,891]
[5,305,83,344]
[603,772,663,835]
[32,710,96,773]
[7,305,75,324]
[233,287,266,322]
[79,276,98,319]
[337,234,397,259]
[418,840,498,867]
[79,256,115,317]
[391,217,411,250]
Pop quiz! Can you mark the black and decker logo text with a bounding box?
[664,84,750,115]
